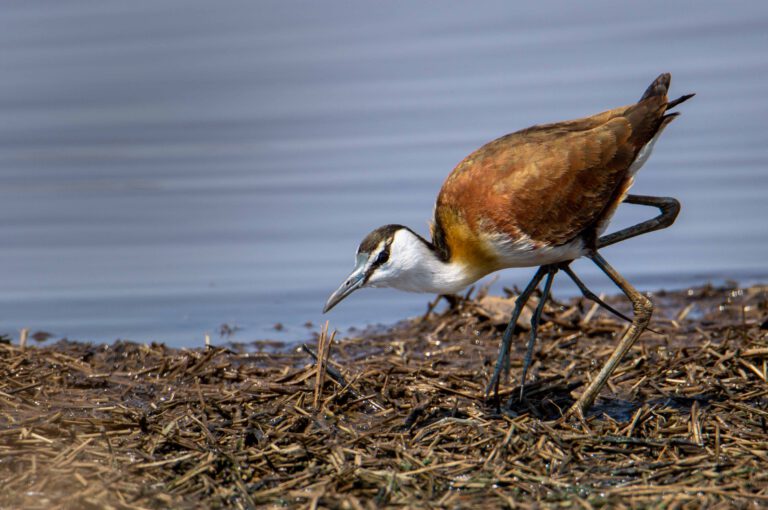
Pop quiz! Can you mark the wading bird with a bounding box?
[324,73,693,418]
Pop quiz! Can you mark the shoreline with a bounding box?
[1,283,767,508]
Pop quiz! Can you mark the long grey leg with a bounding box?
[519,266,556,401]
[567,252,653,418]
[486,266,548,401]
[560,264,633,324]
[598,195,680,249]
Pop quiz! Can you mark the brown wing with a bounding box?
[433,76,674,261]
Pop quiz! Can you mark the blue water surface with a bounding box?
[0,1,766,346]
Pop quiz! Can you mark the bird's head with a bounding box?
[323,224,428,313]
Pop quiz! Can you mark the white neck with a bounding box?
[366,229,477,294]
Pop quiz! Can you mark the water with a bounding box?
[1,1,766,346]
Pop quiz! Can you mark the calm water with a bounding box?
[1,1,767,346]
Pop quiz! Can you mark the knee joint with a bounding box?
[662,197,681,223]
[633,294,654,324]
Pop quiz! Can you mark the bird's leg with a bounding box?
[598,195,680,249]
[563,194,675,331]
[566,251,653,419]
[519,265,557,401]
[562,263,662,334]
[485,266,547,401]
[560,263,633,324]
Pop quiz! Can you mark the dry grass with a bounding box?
[1,283,767,509]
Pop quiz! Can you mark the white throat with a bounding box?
[366,229,475,294]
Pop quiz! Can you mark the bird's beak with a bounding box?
[323,256,367,313]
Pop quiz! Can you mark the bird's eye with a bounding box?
[374,249,389,266]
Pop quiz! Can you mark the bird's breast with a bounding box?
[438,210,500,277]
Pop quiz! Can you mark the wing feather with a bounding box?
[435,95,670,256]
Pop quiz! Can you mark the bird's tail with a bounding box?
[667,93,695,110]
[641,73,672,101]
[641,72,695,113]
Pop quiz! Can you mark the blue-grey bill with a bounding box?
[322,258,367,313]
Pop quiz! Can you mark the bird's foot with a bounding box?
[558,399,594,432]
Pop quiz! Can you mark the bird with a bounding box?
[323,73,694,418]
